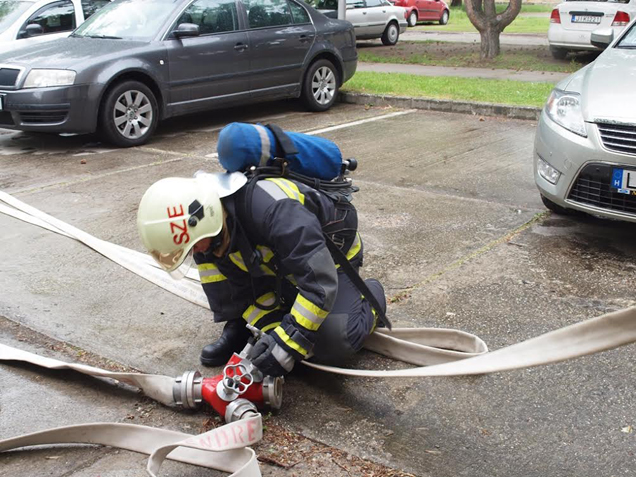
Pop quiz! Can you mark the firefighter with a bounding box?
[137,171,386,377]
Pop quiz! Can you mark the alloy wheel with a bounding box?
[387,24,398,43]
[113,90,154,140]
[311,66,336,106]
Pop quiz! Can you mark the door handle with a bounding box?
[299,34,314,43]
[362,11,367,14]
[234,43,248,51]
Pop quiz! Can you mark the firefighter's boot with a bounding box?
[200,320,252,367]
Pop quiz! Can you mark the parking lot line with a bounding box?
[305,110,417,136]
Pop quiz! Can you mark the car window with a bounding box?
[81,0,110,20]
[73,0,177,40]
[617,22,636,47]
[346,0,365,8]
[177,0,238,34]
[365,0,382,6]
[0,0,34,34]
[21,0,75,35]
[288,0,309,23]
[244,0,292,28]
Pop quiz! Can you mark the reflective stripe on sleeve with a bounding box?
[274,327,308,357]
[346,233,362,261]
[229,251,248,272]
[291,294,329,331]
[197,263,227,284]
[265,178,305,205]
[242,292,279,327]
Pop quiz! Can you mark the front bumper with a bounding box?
[0,83,97,134]
[534,110,636,223]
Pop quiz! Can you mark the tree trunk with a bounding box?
[480,26,501,58]
[450,0,461,8]
[464,0,522,59]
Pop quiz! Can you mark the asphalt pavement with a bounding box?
[1,102,635,477]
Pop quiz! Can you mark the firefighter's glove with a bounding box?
[248,333,295,377]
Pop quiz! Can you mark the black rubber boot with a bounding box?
[200,320,251,367]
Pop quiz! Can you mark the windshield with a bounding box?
[73,0,180,40]
[617,22,636,47]
[0,0,34,33]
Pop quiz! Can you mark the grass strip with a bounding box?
[358,45,582,73]
[414,7,549,34]
[342,71,554,107]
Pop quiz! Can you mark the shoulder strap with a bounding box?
[324,235,392,330]
[265,123,298,158]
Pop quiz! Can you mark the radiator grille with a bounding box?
[597,123,636,155]
[568,163,636,215]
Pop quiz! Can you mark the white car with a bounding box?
[548,0,635,58]
[314,0,407,45]
[0,0,109,51]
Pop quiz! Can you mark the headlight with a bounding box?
[23,69,76,89]
[545,89,587,137]
[537,155,561,185]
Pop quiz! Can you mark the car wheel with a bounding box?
[301,59,339,112]
[541,194,570,215]
[99,80,158,147]
[408,11,418,27]
[550,47,568,60]
[381,22,399,46]
[439,10,449,25]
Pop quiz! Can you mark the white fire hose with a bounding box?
[1,190,635,476]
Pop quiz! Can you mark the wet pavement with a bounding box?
[1,101,635,477]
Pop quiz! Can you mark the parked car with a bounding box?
[534,23,636,223]
[0,0,110,51]
[390,0,449,27]
[0,0,357,146]
[313,0,407,45]
[548,0,635,59]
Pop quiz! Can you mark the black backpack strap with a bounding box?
[265,123,298,158]
[324,234,392,330]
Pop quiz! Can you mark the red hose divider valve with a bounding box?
[172,342,284,422]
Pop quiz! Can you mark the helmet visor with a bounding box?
[168,248,195,280]
[150,247,189,273]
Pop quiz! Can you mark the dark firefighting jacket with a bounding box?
[193,177,362,361]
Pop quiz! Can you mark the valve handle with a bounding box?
[222,363,254,395]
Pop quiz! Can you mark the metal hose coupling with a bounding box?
[173,370,203,409]
[225,398,259,423]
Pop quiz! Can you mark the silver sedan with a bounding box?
[534,22,636,223]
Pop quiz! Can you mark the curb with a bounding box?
[339,92,541,121]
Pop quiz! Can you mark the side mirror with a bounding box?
[173,23,200,38]
[20,23,44,39]
[591,28,614,49]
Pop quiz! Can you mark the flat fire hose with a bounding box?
[2,191,636,476]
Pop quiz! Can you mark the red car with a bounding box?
[391,0,450,27]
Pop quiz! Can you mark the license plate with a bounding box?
[572,14,601,23]
[612,168,636,195]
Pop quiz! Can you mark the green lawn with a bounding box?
[342,71,553,108]
[358,43,582,73]
[413,6,550,34]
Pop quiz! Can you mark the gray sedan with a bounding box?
[0,0,357,146]
[534,22,636,223]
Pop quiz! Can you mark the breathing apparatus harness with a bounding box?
[226,123,391,329]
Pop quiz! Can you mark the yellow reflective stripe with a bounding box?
[274,327,308,357]
[266,178,305,205]
[229,251,248,272]
[256,245,274,263]
[296,294,329,319]
[242,292,278,326]
[197,263,227,283]
[260,264,276,276]
[261,321,280,333]
[346,233,362,261]
[291,309,320,331]
[286,275,297,286]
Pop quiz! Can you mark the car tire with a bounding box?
[439,10,449,25]
[408,11,418,27]
[301,59,339,112]
[541,194,570,215]
[381,21,400,46]
[550,47,568,60]
[99,80,158,147]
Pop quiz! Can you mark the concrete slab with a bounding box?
[2,103,635,477]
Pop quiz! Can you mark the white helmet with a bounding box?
[137,171,247,277]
